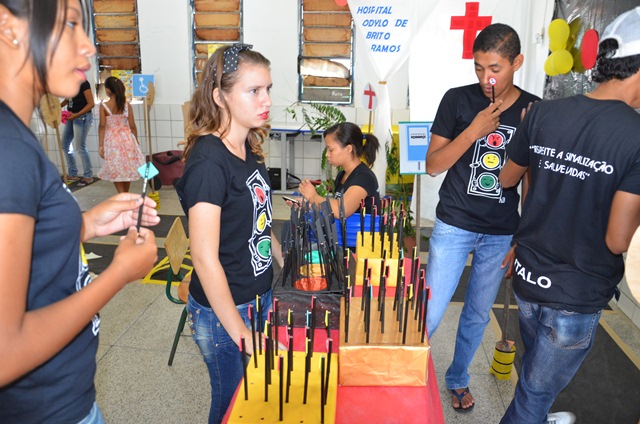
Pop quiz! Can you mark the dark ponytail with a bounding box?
[325,122,379,167]
[361,132,380,167]
[104,76,127,113]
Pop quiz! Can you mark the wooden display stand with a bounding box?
[339,297,430,387]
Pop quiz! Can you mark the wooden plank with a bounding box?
[304,0,349,12]
[304,28,351,43]
[95,29,138,43]
[195,44,210,55]
[195,57,208,71]
[98,43,140,57]
[194,13,240,27]
[195,28,240,42]
[304,13,352,27]
[94,14,137,28]
[93,0,136,14]
[99,58,141,72]
[301,86,351,103]
[194,0,240,13]
[303,43,351,58]
[303,75,350,87]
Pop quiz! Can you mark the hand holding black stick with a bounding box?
[136,161,151,233]
[489,76,497,104]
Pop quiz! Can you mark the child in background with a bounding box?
[97,76,145,193]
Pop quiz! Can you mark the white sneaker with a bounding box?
[547,411,576,424]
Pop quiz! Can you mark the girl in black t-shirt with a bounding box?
[298,122,381,217]
[0,1,159,422]
[176,44,283,423]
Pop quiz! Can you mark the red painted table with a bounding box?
[224,325,444,423]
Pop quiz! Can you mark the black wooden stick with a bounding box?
[241,335,248,400]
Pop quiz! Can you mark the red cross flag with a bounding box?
[362,83,378,110]
[450,2,492,59]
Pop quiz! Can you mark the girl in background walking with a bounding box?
[97,76,145,193]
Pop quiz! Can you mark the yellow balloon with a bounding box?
[549,38,567,52]
[544,55,558,76]
[571,47,585,73]
[548,19,570,43]
[551,49,574,74]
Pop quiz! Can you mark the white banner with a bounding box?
[349,0,418,195]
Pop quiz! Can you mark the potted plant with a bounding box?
[385,141,416,252]
[284,102,346,194]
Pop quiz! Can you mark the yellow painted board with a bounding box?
[228,350,338,423]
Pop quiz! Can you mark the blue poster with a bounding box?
[399,121,432,174]
[132,74,154,97]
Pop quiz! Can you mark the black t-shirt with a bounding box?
[431,83,540,234]
[508,95,640,313]
[176,135,274,306]
[0,101,97,423]
[334,162,380,214]
[68,80,92,114]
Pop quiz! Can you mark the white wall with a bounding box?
[37,0,409,181]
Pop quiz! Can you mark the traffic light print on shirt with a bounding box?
[467,124,516,202]
[247,169,273,276]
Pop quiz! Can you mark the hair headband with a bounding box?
[223,43,254,74]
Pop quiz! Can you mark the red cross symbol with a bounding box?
[363,83,377,110]
[450,2,492,59]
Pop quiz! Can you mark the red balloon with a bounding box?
[581,29,599,70]
[335,0,348,6]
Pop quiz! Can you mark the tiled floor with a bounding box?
[73,180,640,423]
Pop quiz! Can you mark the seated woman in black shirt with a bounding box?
[298,122,380,217]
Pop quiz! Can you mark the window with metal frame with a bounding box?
[299,0,354,104]
[191,0,243,88]
[92,0,142,74]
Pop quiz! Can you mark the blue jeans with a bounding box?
[500,294,601,424]
[77,402,105,424]
[426,218,512,390]
[187,289,272,424]
[62,113,93,178]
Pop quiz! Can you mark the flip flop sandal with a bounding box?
[451,388,475,412]
[77,178,93,187]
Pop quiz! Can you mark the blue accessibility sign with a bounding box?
[132,74,154,97]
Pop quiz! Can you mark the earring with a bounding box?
[12,38,18,46]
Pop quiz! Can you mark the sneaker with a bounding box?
[547,411,576,424]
